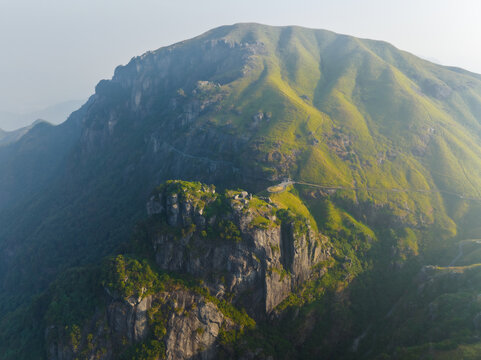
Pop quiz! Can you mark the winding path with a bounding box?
[267,179,295,193]
[266,179,481,202]
[448,239,481,266]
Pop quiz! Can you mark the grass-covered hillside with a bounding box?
[195,24,481,243]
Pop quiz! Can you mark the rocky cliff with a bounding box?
[45,180,330,360]
[47,285,237,360]
[147,180,330,318]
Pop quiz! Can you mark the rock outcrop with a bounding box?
[46,180,330,360]
[107,295,153,343]
[47,281,237,360]
[159,290,233,360]
[147,180,330,318]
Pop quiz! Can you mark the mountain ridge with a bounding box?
[1,19,477,310]
[0,119,52,146]
[0,99,85,131]
[1,23,481,359]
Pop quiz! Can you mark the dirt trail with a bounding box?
[448,239,481,266]
[265,179,481,202]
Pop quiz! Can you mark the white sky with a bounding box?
[0,0,480,114]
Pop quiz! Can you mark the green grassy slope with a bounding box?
[199,24,481,249]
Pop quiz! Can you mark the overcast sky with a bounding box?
[0,0,480,114]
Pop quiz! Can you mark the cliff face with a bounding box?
[147,180,330,317]
[45,181,330,360]
[47,288,235,360]
[0,35,266,316]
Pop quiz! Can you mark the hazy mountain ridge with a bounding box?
[0,119,52,146]
[1,23,481,359]
[0,99,85,131]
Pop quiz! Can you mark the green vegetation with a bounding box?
[270,186,319,232]
[0,243,258,360]
[121,340,166,360]
[361,262,481,359]
[102,255,160,300]
[2,23,481,360]
[101,252,255,360]
[153,180,216,211]
[250,215,271,229]
[216,220,242,242]
[45,267,102,328]
[152,181,279,240]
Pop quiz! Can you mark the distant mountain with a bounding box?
[0,99,84,131]
[1,23,481,359]
[0,119,50,146]
[0,112,82,217]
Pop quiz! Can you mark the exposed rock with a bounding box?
[325,128,354,161]
[147,194,164,216]
[107,295,153,342]
[253,112,264,123]
[46,180,331,360]
[47,287,235,360]
[251,111,272,128]
[148,181,330,318]
[161,290,233,360]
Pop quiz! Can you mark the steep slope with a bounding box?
[0,125,29,146]
[0,120,58,147]
[1,23,481,359]
[0,181,329,360]
[354,240,481,359]
[0,116,83,212]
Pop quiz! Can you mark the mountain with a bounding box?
[1,23,481,359]
[0,99,85,131]
[0,119,50,146]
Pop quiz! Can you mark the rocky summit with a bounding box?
[2,23,481,359]
[147,181,329,318]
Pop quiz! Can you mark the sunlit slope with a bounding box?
[198,24,481,235]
